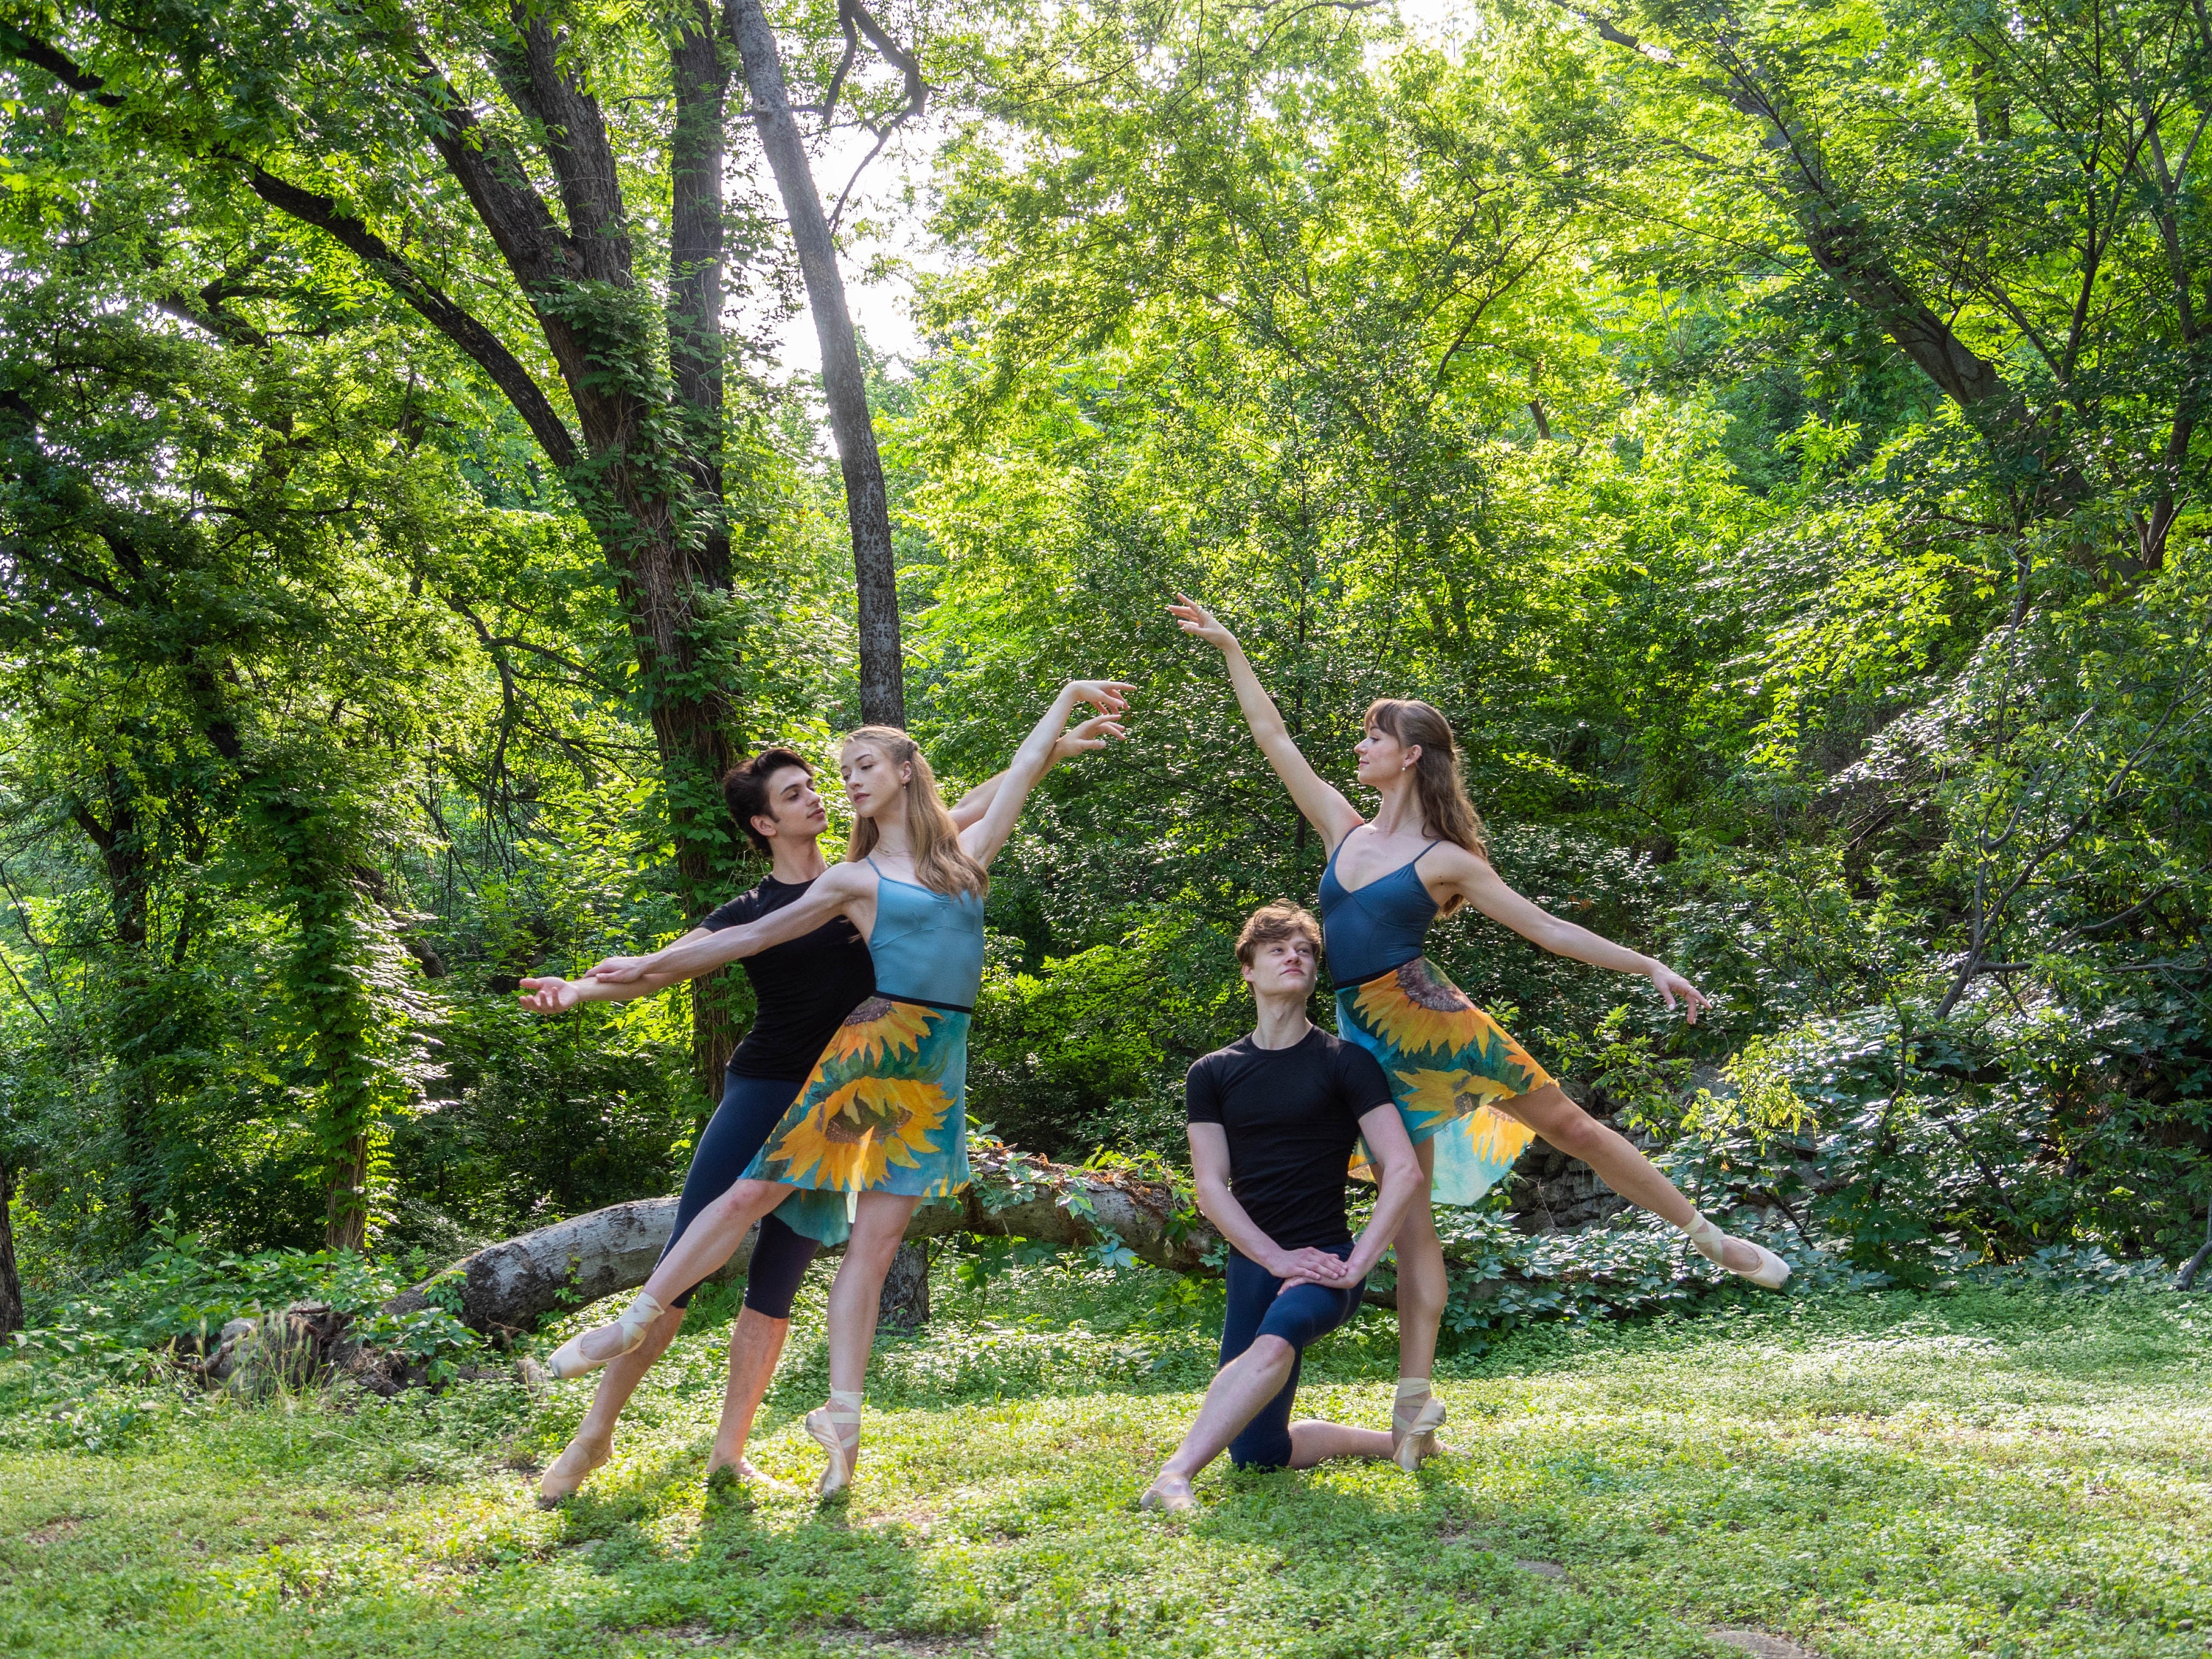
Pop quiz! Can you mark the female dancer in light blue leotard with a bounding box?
[540,680,1131,1495]
[1171,594,1788,1472]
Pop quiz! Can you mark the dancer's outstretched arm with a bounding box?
[947,713,1128,829]
[960,680,1133,868]
[587,860,876,985]
[518,926,712,1013]
[1424,841,1709,1023]
[1167,594,1363,848]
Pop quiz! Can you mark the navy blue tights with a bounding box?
[658,1072,817,1317]
[1220,1245,1367,1470]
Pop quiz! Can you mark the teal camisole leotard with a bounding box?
[1318,831,1551,1206]
[865,859,986,1009]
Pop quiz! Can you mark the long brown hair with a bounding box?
[1364,698,1489,856]
[840,726,989,898]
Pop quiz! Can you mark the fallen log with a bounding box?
[383,1142,1242,1337]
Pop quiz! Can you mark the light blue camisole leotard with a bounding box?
[866,857,985,1009]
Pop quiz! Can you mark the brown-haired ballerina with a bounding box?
[1169,594,1787,1473]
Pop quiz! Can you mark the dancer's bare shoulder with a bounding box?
[1417,839,1505,909]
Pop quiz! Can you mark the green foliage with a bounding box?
[4,0,2212,1295]
[6,1220,482,1387]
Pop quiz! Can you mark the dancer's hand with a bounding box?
[1053,713,1130,759]
[585,953,655,984]
[1167,592,1237,652]
[1065,679,1135,717]
[517,975,591,1015]
[1273,1247,1354,1289]
[1648,961,1710,1025]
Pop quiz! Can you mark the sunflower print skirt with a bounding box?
[1337,956,1549,1207]
[741,994,971,1247]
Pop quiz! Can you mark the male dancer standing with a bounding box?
[1141,902,1427,1511]
[520,725,1118,1503]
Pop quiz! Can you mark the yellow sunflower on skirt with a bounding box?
[1393,1068,1538,1164]
[1350,961,1479,1056]
[818,996,937,1068]
[765,1075,952,1191]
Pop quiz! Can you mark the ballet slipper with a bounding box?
[1392,1377,1447,1472]
[1140,1472,1197,1512]
[805,1388,864,1498]
[543,1291,667,1380]
[1683,1214,1791,1290]
[536,1432,610,1506]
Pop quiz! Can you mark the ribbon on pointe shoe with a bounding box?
[806,1388,864,1498]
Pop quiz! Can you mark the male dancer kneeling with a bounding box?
[520,727,1116,1503]
[1141,902,1428,1512]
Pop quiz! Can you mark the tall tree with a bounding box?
[729,0,915,728]
[1,4,752,1099]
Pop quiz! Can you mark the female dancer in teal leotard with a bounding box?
[1170,594,1787,1472]
[540,678,1131,1495]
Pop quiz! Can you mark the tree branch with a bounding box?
[238,169,578,470]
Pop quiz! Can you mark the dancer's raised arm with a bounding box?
[947,713,1127,830]
[961,681,1133,867]
[1168,594,1363,848]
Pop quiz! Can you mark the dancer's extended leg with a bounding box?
[544,1177,796,1380]
[539,1303,686,1504]
[805,1192,925,1496]
[1501,1083,1784,1283]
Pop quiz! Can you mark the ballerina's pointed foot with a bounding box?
[806,1389,864,1498]
[537,1433,611,1506]
[1686,1214,1792,1290]
[1392,1382,1448,1472]
[1140,1472,1197,1512]
[542,1291,668,1382]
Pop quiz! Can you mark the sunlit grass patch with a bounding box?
[1,1264,2208,1657]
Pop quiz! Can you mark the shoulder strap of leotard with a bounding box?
[1409,838,1444,867]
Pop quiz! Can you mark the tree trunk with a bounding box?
[0,1154,22,1338]
[386,1143,1232,1334]
[726,0,905,728]
[877,1240,930,1329]
[668,2,745,1106]
[66,771,159,1237]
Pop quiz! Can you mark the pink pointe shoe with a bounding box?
[805,1388,864,1498]
[543,1292,667,1380]
[1684,1214,1791,1290]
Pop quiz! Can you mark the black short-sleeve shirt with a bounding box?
[703,875,874,1081]
[1184,1027,1394,1251]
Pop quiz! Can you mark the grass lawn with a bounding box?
[2,1260,2210,1658]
